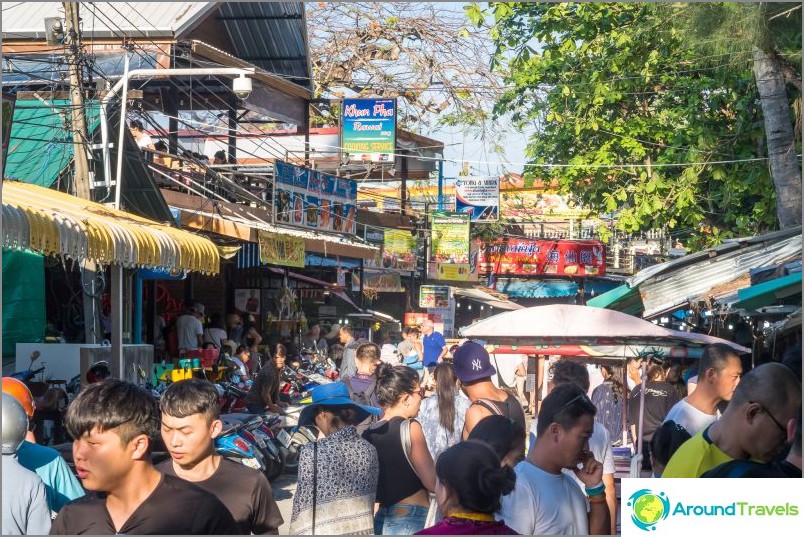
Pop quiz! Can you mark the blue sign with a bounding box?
[341,98,396,162]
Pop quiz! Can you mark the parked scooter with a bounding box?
[220,413,285,481]
[215,416,266,473]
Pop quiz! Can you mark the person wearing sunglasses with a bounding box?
[499,384,611,535]
[663,362,801,478]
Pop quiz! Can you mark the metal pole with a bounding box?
[437,160,444,211]
[111,264,124,380]
[113,50,130,210]
[133,272,143,344]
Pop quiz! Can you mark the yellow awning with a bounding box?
[2,181,219,275]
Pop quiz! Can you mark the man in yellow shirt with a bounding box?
[662,362,800,478]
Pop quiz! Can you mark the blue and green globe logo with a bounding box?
[627,489,671,531]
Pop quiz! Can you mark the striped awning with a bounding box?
[2,181,219,275]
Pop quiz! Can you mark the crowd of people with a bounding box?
[2,326,801,535]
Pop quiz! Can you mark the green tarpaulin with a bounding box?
[2,249,45,359]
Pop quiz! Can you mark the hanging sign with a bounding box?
[258,231,306,268]
[274,160,357,235]
[455,176,499,221]
[429,211,470,281]
[341,98,396,162]
[479,238,606,276]
[419,285,452,308]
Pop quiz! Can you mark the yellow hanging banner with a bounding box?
[258,231,305,268]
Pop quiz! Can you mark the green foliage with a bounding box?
[487,2,781,246]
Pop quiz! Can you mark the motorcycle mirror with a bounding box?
[30,351,41,362]
[136,364,146,380]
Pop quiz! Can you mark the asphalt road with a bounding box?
[271,471,298,534]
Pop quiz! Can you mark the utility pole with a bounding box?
[63,2,91,200]
[64,2,100,344]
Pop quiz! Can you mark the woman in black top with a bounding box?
[363,363,436,535]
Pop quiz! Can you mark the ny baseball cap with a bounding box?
[453,341,496,383]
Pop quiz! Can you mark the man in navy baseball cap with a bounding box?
[454,341,527,454]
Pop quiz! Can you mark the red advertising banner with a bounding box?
[479,239,606,276]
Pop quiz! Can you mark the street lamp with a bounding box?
[100,57,255,210]
[99,58,254,379]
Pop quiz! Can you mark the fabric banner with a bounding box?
[455,176,499,221]
[274,160,357,235]
[362,271,404,293]
[259,231,306,268]
[363,228,417,272]
[2,249,45,357]
[341,98,396,162]
[479,238,606,276]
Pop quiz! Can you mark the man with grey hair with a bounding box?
[663,343,743,436]
[663,362,801,478]
[421,319,448,375]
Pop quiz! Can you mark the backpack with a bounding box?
[343,376,379,434]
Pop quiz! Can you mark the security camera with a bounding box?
[232,74,252,100]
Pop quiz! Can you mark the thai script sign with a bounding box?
[479,239,606,276]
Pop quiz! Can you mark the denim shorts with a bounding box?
[374,503,428,535]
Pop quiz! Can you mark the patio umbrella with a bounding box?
[459,304,750,461]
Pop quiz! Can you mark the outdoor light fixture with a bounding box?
[468,305,472,310]
[763,321,770,328]
[728,324,734,330]
[651,320,658,324]
[232,73,253,99]
[660,317,669,324]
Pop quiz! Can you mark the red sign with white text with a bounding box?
[479,239,606,276]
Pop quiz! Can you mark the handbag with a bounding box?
[400,419,440,527]
[311,441,318,535]
[404,354,424,370]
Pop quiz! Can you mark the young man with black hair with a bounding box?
[663,343,743,436]
[341,343,382,408]
[499,383,611,535]
[527,359,617,534]
[50,380,239,534]
[158,379,283,534]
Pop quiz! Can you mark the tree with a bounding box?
[666,2,802,228]
[483,2,788,247]
[306,2,505,144]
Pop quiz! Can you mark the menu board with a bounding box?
[274,160,357,235]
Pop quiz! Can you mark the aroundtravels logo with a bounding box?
[628,489,671,531]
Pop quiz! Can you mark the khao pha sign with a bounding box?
[341,98,396,162]
[273,160,357,235]
[479,239,606,276]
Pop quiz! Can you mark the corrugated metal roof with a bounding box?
[214,2,310,87]
[638,231,802,317]
[1,2,213,39]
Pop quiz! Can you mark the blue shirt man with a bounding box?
[17,441,85,514]
[421,319,447,368]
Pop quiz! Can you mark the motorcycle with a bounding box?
[221,413,286,481]
[215,416,266,473]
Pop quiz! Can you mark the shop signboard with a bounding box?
[455,176,499,222]
[383,229,417,272]
[479,238,606,276]
[428,238,479,282]
[274,160,357,235]
[419,285,451,308]
[258,231,305,268]
[359,271,405,293]
[363,228,417,272]
[341,98,396,162]
[429,211,471,281]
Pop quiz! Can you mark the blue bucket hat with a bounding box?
[298,382,381,426]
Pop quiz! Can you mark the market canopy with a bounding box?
[459,304,750,359]
[452,287,524,311]
[2,181,219,274]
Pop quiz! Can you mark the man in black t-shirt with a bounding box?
[158,379,284,534]
[51,380,239,535]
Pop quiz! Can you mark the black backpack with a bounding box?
[342,376,380,434]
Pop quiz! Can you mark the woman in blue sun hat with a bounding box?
[290,383,381,535]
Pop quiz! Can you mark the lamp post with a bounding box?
[100,65,254,378]
[100,66,255,210]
